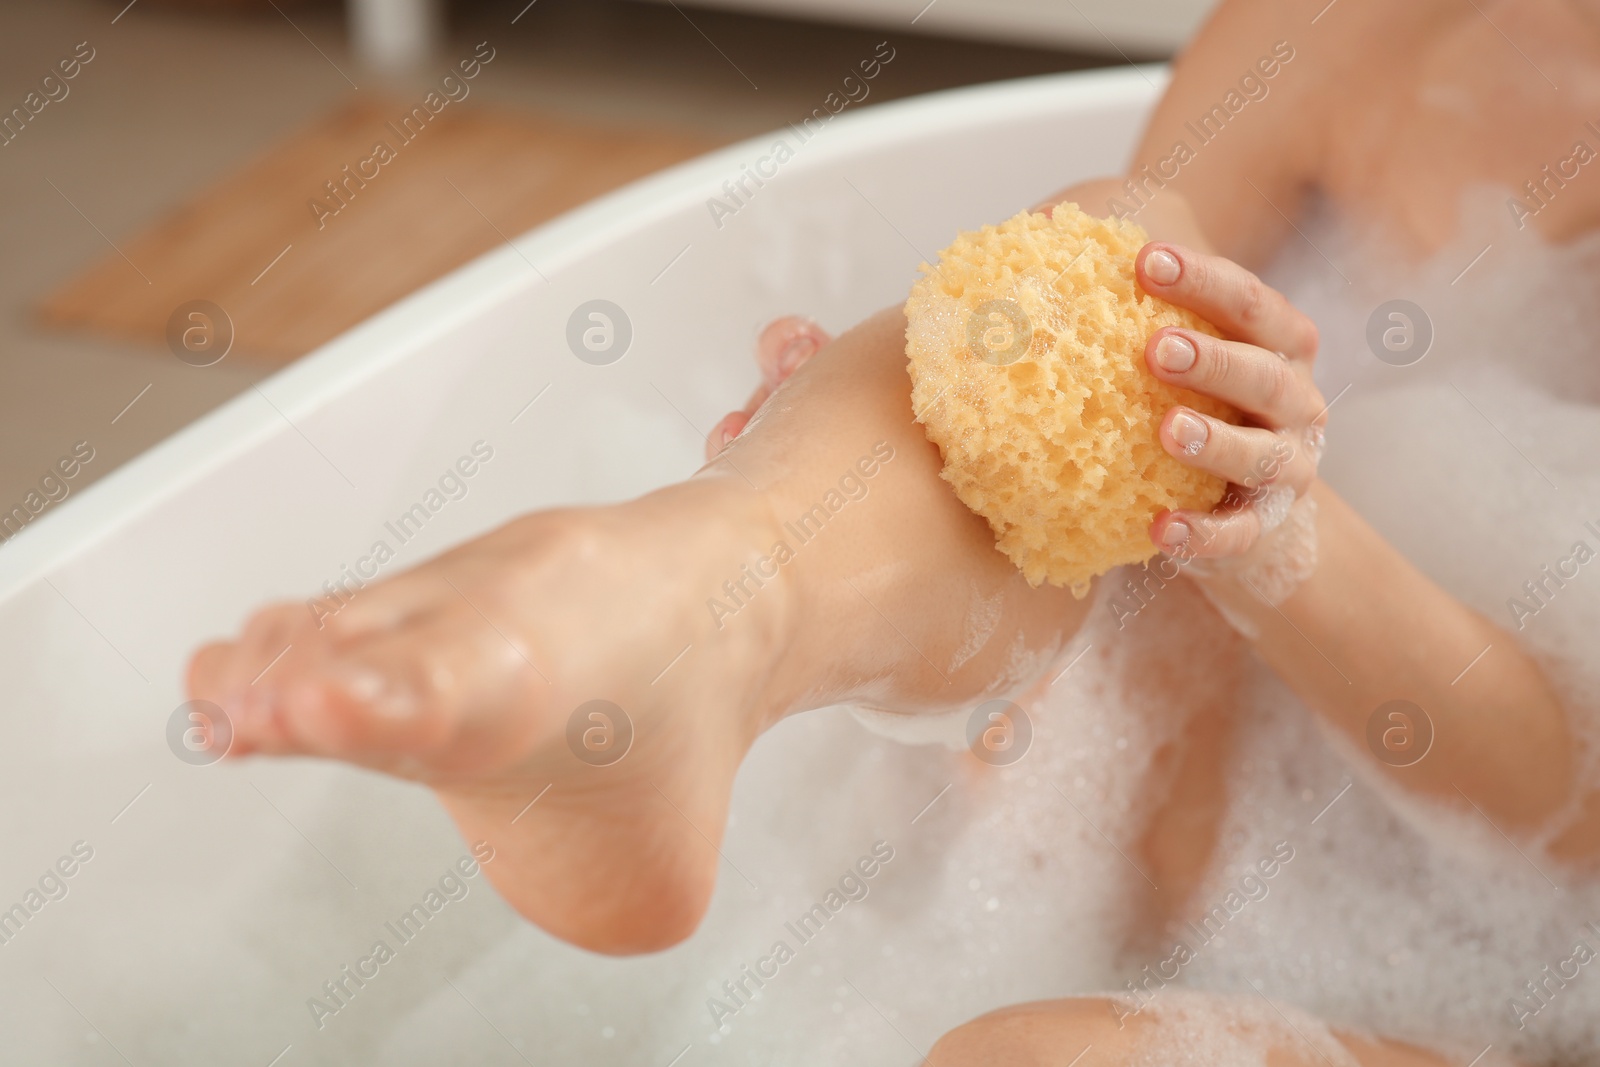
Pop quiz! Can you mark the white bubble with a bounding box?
[481,190,1600,1064]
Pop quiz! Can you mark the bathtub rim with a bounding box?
[0,63,1166,609]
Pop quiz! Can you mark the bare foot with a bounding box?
[188,308,1092,954]
[189,477,790,953]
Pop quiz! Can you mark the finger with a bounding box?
[704,410,752,460]
[756,316,830,389]
[1028,178,1128,220]
[1152,503,1263,561]
[705,316,830,460]
[1147,328,1326,428]
[1137,243,1319,361]
[1159,408,1316,493]
[1030,189,1075,216]
[703,376,775,460]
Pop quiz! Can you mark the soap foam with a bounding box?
[1128,989,1361,1067]
[1159,187,1600,1066]
[375,189,1600,1067]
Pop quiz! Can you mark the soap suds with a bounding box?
[949,585,1004,673]
[391,189,1600,1067]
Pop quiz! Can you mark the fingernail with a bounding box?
[1145,249,1181,286]
[776,336,817,377]
[716,424,736,450]
[1155,333,1196,373]
[1161,520,1191,549]
[1170,411,1209,455]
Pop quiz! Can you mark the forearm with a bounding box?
[1192,480,1577,831]
[1120,0,1326,266]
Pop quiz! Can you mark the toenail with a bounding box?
[1161,520,1191,549]
[226,688,257,730]
[1145,249,1182,286]
[1170,411,1209,455]
[1155,333,1196,373]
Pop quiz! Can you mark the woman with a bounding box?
[189,0,1600,1061]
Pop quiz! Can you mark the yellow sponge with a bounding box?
[905,203,1236,594]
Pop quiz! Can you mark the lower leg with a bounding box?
[187,306,1092,952]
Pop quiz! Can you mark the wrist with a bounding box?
[1179,489,1322,639]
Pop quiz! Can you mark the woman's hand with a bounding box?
[715,182,1216,463]
[722,195,1330,571]
[704,316,832,460]
[1134,242,1327,561]
[1127,244,1580,847]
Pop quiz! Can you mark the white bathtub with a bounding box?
[0,68,1162,1065]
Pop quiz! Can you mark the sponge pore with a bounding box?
[904,203,1237,594]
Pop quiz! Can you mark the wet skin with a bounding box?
[188,0,1599,1059]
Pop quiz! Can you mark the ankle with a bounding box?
[629,472,803,743]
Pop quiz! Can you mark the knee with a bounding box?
[929,997,1136,1066]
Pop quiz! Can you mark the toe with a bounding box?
[260,603,551,777]
[314,570,443,637]
[186,640,235,707]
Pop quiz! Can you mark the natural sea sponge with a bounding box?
[905,203,1237,594]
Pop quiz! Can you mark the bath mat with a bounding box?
[36,97,718,363]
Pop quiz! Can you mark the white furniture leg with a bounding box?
[349,0,441,70]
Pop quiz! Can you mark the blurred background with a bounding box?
[0,0,1214,522]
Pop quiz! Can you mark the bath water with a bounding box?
[361,188,1600,1067]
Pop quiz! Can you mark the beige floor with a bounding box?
[0,0,1104,512]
